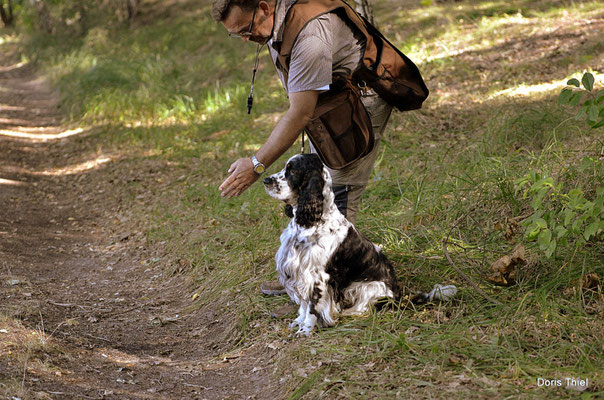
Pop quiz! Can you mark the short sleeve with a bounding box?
[287,18,333,93]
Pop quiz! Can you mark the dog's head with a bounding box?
[264,154,331,227]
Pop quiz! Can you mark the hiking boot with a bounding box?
[260,280,286,295]
[270,302,298,319]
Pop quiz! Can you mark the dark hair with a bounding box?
[210,0,260,22]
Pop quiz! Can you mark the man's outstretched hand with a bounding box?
[218,91,319,199]
[219,157,259,198]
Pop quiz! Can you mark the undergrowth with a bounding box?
[6,0,603,398]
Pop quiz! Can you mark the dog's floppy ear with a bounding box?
[295,168,324,228]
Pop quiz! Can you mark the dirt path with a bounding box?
[0,43,278,399]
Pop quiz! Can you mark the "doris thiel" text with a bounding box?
[537,377,589,388]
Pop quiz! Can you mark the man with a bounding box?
[212,0,395,302]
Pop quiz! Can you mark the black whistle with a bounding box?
[247,96,253,114]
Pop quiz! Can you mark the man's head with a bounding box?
[211,0,276,44]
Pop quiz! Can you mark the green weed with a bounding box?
[9,0,604,397]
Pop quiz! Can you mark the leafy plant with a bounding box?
[519,72,604,258]
[558,72,604,129]
[516,167,604,258]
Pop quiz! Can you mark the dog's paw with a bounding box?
[295,327,313,337]
[289,320,302,330]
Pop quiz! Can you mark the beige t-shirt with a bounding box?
[269,13,364,93]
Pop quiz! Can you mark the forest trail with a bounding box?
[0,44,278,399]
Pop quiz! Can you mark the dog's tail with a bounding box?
[409,284,458,305]
[376,284,457,311]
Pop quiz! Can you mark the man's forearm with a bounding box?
[255,90,319,168]
[256,109,310,167]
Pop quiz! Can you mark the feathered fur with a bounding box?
[264,154,400,335]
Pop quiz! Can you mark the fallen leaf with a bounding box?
[448,355,462,364]
[495,218,521,241]
[486,244,526,286]
[222,354,240,362]
[175,259,191,274]
[581,273,600,290]
[565,272,601,296]
[202,130,230,141]
[149,315,179,326]
[267,341,281,350]
[404,326,420,336]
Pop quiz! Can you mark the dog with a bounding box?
[263,153,401,336]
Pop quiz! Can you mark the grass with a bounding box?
[3,0,604,397]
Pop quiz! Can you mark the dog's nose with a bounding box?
[263,177,274,185]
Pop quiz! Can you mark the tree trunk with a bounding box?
[33,0,54,34]
[0,0,14,27]
[76,1,89,35]
[126,0,138,22]
[353,0,376,27]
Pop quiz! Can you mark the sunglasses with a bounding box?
[228,6,257,38]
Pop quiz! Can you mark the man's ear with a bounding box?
[258,0,273,16]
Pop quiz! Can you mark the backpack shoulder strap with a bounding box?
[276,0,380,78]
[277,0,344,76]
[277,0,428,110]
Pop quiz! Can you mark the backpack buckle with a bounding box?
[357,80,369,97]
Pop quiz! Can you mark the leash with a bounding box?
[247,43,264,114]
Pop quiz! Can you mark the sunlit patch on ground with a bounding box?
[0,127,85,142]
[490,79,571,99]
[1,0,603,398]
[0,177,27,186]
[38,155,112,176]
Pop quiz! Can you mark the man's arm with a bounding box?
[219,90,319,198]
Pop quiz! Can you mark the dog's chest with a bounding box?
[275,220,348,278]
[276,226,313,276]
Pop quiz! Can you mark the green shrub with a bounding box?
[517,72,604,257]
[558,72,604,128]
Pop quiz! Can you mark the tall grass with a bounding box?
[13,0,604,397]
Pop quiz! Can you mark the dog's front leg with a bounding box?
[289,301,307,330]
[297,306,317,337]
[289,302,317,336]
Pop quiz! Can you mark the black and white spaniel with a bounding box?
[263,154,402,336]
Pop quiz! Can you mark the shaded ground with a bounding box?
[0,42,280,400]
[2,1,603,398]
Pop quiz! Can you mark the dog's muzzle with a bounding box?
[263,176,275,186]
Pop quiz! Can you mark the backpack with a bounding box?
[274,0,429,169]
[276,0,429,111]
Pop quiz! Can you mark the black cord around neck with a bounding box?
[247,43,264,114]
